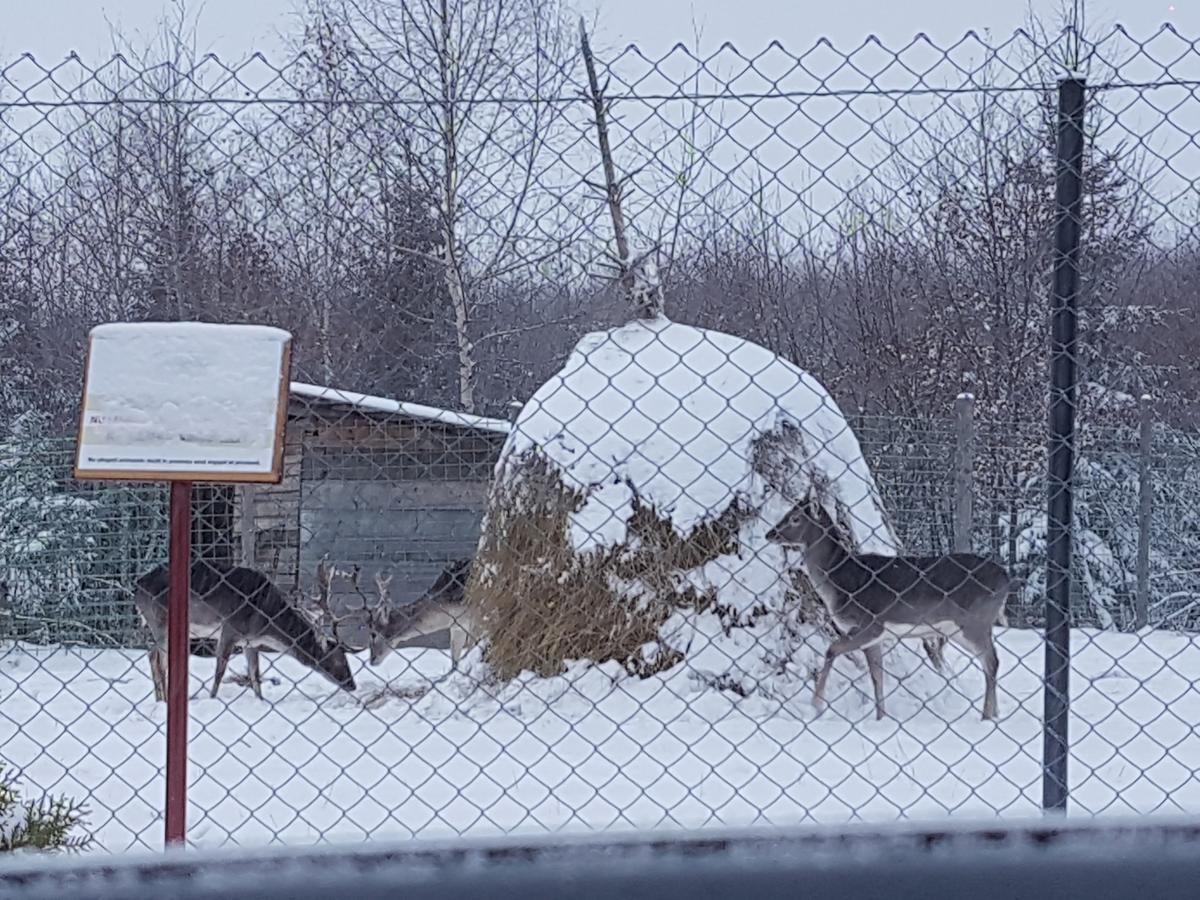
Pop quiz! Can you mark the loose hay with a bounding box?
[359,683,434,710]
[466,455,750,681]
[466,449,847,683]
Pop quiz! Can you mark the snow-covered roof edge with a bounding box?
[289,382,512,435]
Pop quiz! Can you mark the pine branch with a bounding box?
[0,765,92,853]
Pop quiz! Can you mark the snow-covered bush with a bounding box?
[1143,426,1200,630]
[0,418,162,645]
[997,420,1200,631]
[0,424,102,640]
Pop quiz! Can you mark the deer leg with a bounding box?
[863,642,887,720]
[922,636,946,673]
[813,622,885,716]
[449,624,473,670]
[147,648,157,701]
[211,631,236,699]
[149,647,166,702]
[244,646,263,700]
[954,625,1001,721]
[979,633,1000,721]
[156,648,168,702]
[825,620,868,676]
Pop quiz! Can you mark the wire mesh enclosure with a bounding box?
[3,9,1200,854]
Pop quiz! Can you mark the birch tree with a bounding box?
[333,0,574,412]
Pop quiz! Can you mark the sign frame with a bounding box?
[72,326,293,485]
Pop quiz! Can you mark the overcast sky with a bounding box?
[4,0,1197,235]
[1,0,1196,63]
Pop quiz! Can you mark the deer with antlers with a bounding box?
[364,559,476,669]
[133,558,357,701]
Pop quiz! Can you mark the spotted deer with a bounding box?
[767,499,1009,721]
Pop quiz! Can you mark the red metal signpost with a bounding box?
[74,323,292,849]
[165,481,192,845]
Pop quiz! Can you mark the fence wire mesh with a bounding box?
[3,10,1200,853]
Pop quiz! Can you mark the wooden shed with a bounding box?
[232,382,511,644]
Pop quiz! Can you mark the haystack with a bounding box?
[465,317,900,691]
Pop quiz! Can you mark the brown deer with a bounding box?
[767,498,1009,721]
[365,559,476,668]
[134,559,356,701]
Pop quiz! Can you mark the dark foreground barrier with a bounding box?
[2,817,1200,900]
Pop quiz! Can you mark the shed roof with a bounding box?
[289,382,513,436]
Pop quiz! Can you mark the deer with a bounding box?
[133,558,356,702]
[0,580,10,635]
[766,498,1009,721]
[365,558,476,669]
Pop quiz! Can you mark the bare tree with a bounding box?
[578,19,665,320]
[326,0,575,412]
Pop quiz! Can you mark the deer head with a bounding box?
[766,499,827,549]
[365,570,395,667]
[294,555,356,691]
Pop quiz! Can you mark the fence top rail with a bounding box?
[4,815,1200,899]
[4,25,1200,114]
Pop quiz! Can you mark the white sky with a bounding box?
[3,0,1198,239]
[0,0,1196,64]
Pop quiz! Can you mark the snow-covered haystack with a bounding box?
[467,318,931,699]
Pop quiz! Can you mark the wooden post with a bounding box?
[953,394,975,554]
[1135,395,1154,630]
[239,484,257,567]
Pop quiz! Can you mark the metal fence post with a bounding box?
[953,393,975,553]
[1135,395,1154,629]
[239,484,258,567]
[1044,75,1087,814]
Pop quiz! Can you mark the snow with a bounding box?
[78,323,291,477]
[506,317,895,555]
[3,625,1200,853]
[289,383,512,435]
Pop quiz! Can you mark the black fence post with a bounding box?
[1044,76,1087,813]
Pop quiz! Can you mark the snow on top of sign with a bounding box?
[506,317,894,556]
[91,322,291,343]
[289,382,512,435]
[82,322,290,455]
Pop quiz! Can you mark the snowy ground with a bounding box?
[2,625,1200,853]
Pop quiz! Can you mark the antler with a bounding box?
[373,570,393,612]
[316,555,335,613]
[301,558,395,643]
[298,554,354,647]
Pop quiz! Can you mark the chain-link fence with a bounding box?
[3,7,1200,853]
